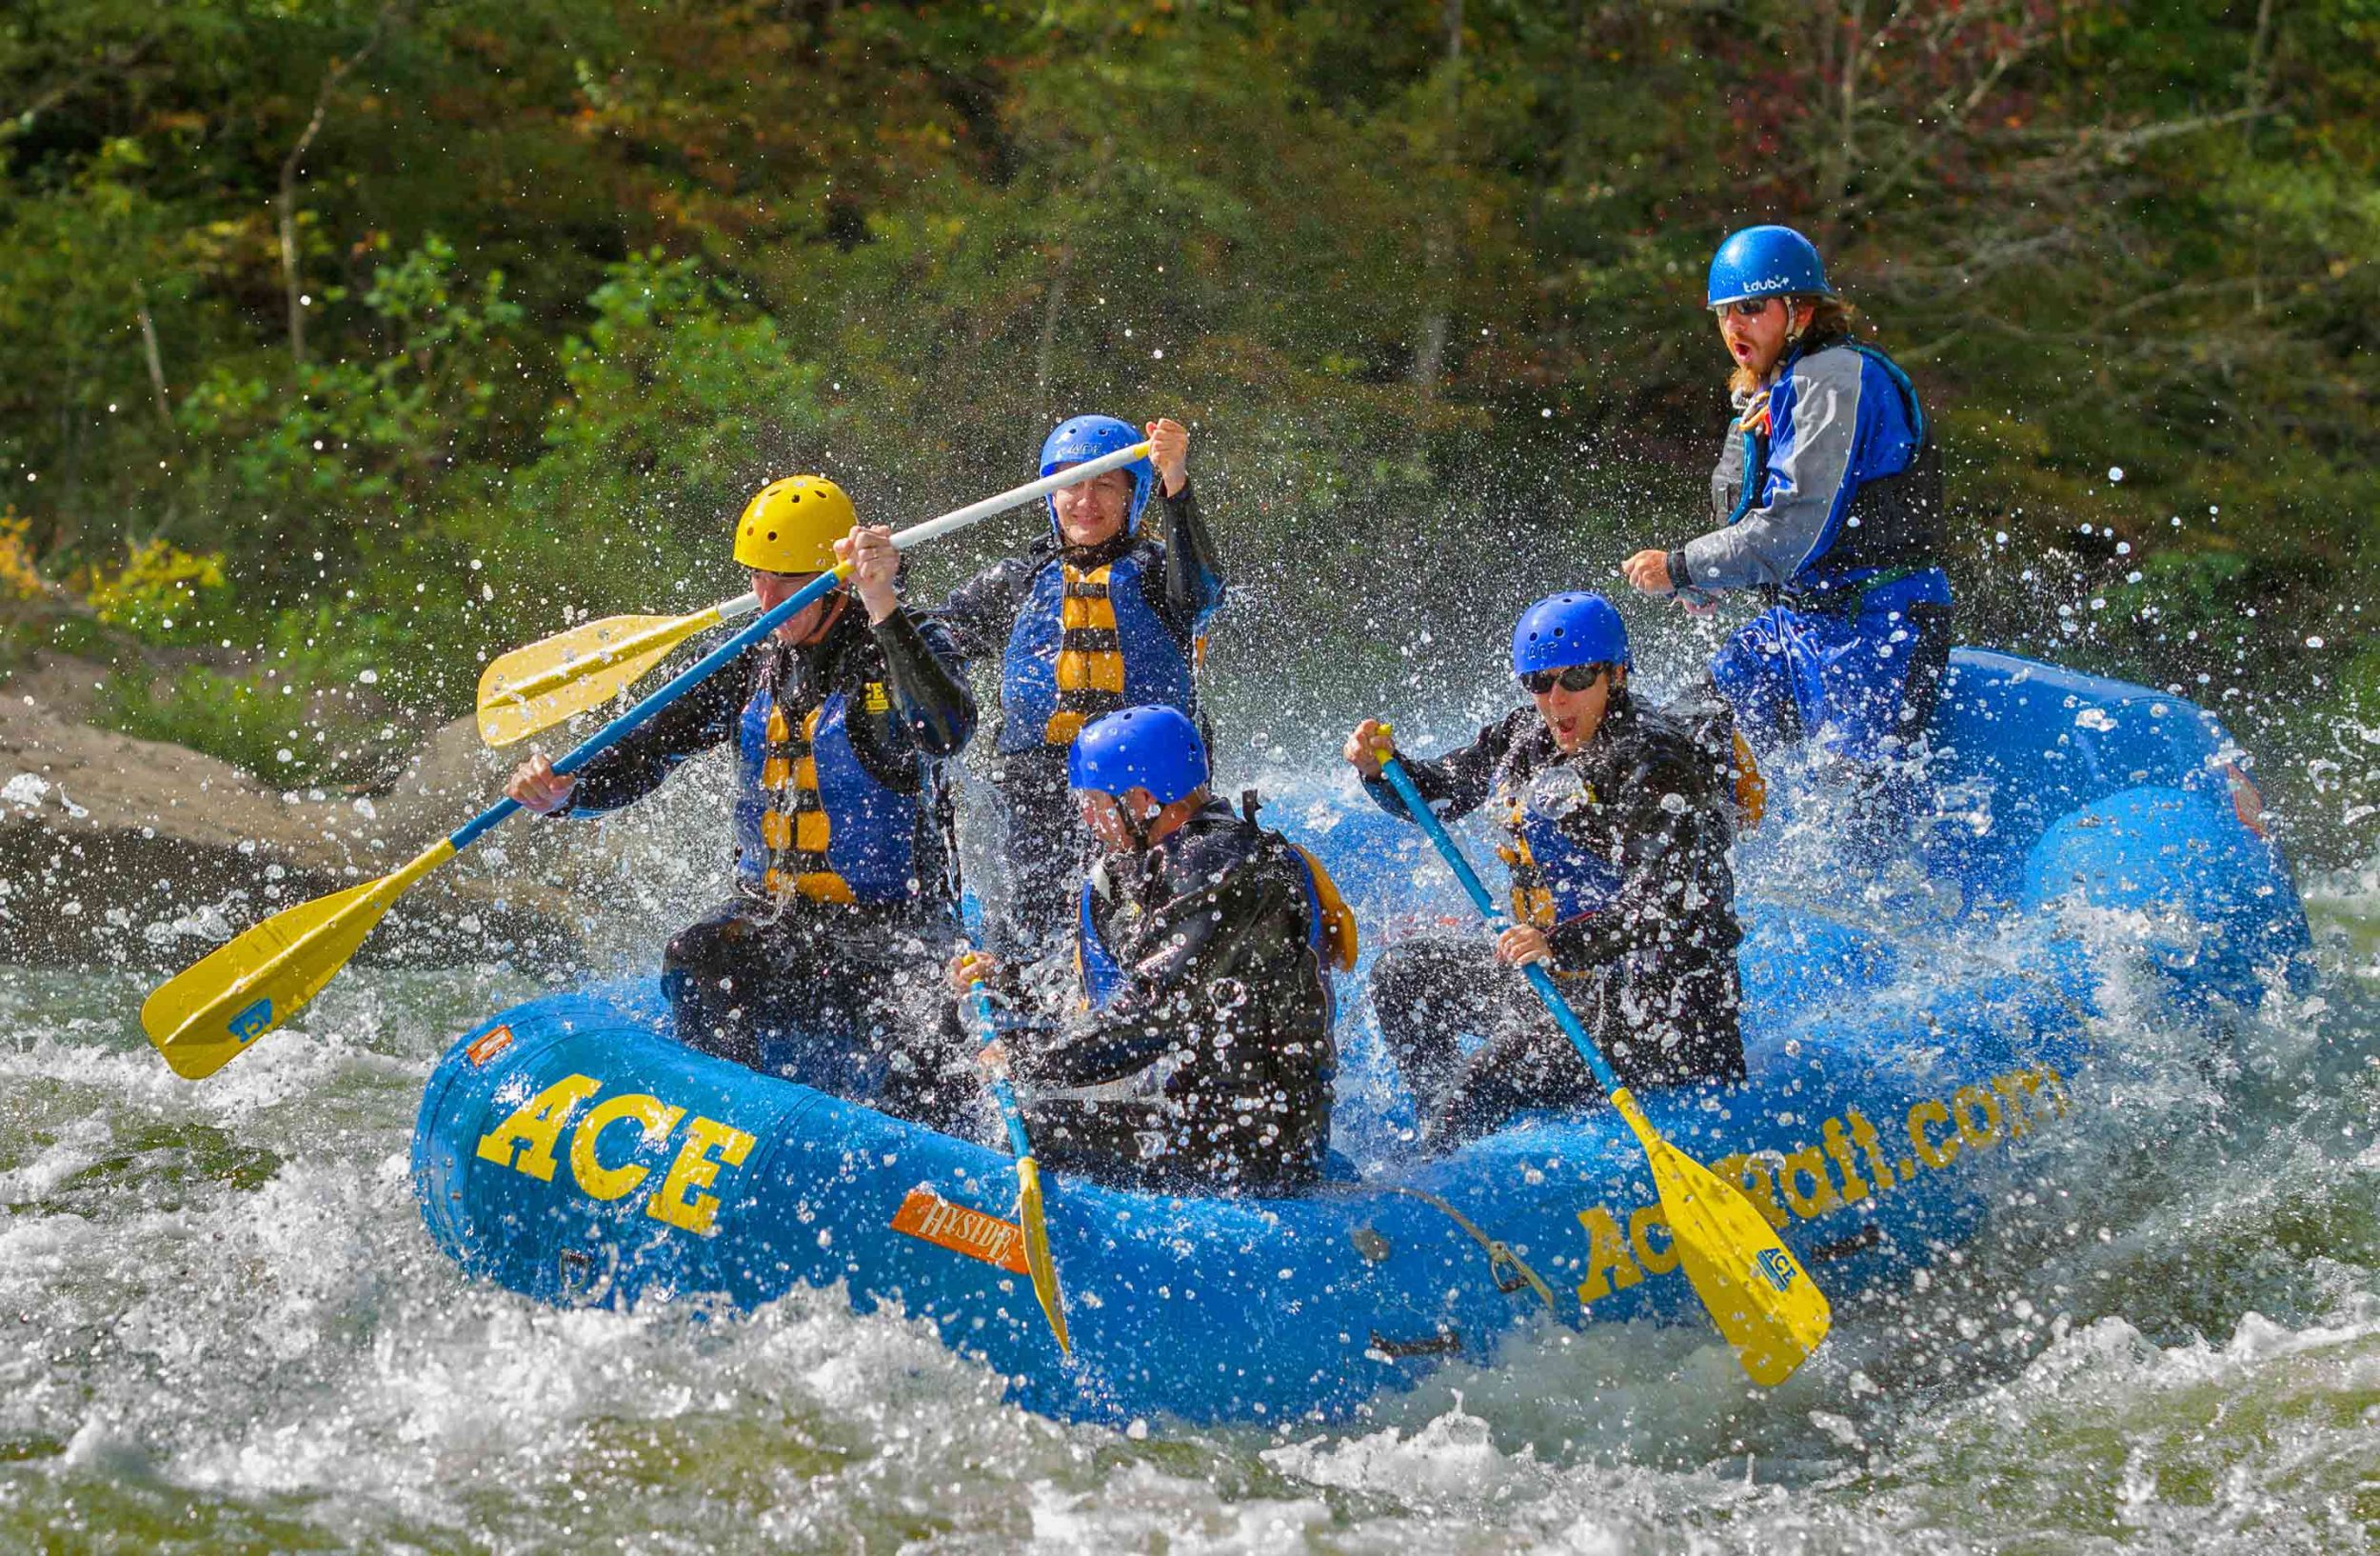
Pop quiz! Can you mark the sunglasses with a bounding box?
[1518,665,1609,695]
[1714,297,1776,320]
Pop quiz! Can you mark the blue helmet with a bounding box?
[1706,225,1833,309]
[1069,705,1208,806]
[1512,592,1632,676]
[1040,414,1156,534]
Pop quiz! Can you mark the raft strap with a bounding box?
[1373,1186,1557,1312]
[1368,1328,1462,1360]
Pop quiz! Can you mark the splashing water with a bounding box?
[7,628,2379,1550]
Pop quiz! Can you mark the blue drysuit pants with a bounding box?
[1710,570,1955,762]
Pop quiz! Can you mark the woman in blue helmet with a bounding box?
[910,706,1347,1194]
[1621,225,1954,774]
[1344,594,1744,1151]
[939,415,1225,961]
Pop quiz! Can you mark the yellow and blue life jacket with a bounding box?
[1495,771,1625,935]
[733,684,919,906]
[999,549,1198,756]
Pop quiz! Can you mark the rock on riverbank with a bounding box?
[0,651,599,969]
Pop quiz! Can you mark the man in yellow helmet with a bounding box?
[504,477,976,1096]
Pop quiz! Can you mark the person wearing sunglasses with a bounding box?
[1618,224,1953,797]
[1341,593,1745,1151]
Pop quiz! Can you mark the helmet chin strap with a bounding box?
[785,591,847,646]
[1120,793,1157,852]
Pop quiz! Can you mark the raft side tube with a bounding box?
[414,962,2097,1423]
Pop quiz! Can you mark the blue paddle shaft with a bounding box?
[966,985,1039,1161]
[446,571,843,852]
[1377,754,1627,1098]
[439,441,1158,858]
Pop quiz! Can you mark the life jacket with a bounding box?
[1494,766,1625,933]
[732,683,920,906]
[1714,340,1945,608]
[1075,815,1358,1013]
[1668,690,1770,834]
[999,548,1197,755]
[1731,728,1768,831]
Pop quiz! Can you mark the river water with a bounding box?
[5,817,2378,1551]
[8,566,2380,1552]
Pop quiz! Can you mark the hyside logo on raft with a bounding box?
[1575,1063,2073,1305]
[890,1187,1030,1275]
[473,1074,757,1236]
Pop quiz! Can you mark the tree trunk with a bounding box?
[277,3,403,370]
[134,280,171,427]
[1410,0,1464,402]
[1033,246,1073,431]
[1837,0,1866,209]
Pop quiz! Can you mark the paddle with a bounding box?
[477,593,761,748]
[473,438,1154,747]
[965,979,1072,1354]
[1373,741,1831,1386]
[141,444,1153,1081]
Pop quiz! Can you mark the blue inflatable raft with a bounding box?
[411,650,2310,1425]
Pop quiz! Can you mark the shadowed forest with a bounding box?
[1,0,2373,860]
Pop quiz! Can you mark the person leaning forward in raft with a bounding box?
[1345,594,1744,1152]
[937,415,1224,962]
[504,476,975,1096]
[1620,225,1954,786]
[922,706,1355,1195]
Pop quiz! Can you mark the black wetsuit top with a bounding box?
[1364,688,1742,975]
[1002,795,1335,1193]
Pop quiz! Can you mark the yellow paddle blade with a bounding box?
[476,608,721,748]
[1616,1090,1831,1386]
[140,841,457,1080]
[1014,1156,1071,1354]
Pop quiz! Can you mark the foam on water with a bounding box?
[4,808,2376,1549]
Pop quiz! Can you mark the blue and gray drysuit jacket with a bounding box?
[560,600,976,925]
[1667,337,1949,616]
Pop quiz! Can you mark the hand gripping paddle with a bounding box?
[1374,742,1830,1386]
[141,444,1152,1080]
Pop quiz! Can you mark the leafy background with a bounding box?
[1,0,2372,860]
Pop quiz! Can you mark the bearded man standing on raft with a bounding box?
[1345,593,1744,1151]
[505,476,975,1098]
[1620,225,1953,790]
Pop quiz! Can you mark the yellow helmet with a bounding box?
[733,475,856,574]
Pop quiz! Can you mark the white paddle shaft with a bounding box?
[890,440,1152,552]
